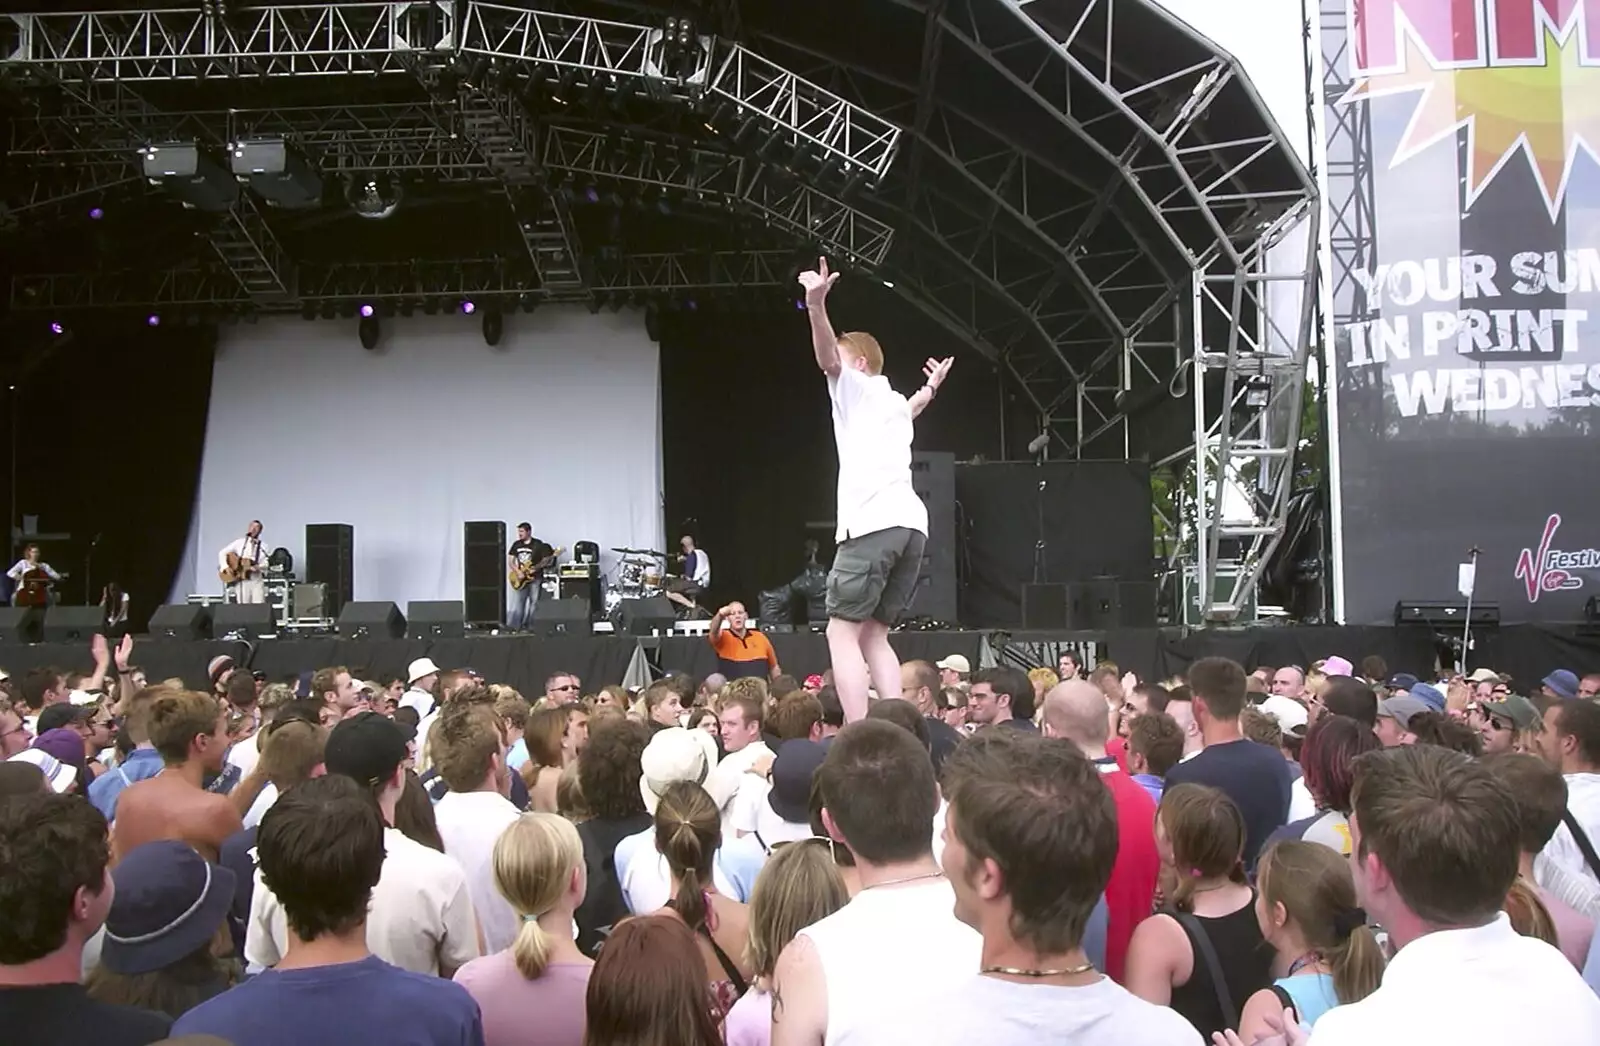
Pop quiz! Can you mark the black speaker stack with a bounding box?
[463,521,506,628]
[305,523,353,615]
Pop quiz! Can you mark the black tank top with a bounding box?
[1165,895,1273,1040]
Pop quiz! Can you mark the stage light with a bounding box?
[460,300,477,315]
[881,279,895,289]
[146,314,161,327]
[584,186,600,204]
[347,175,402,220]
[89,207,104,220]
[794,299,806,311]
[358,315,380,351]
[49,322,63,335]
[1243,375,1272,409]
[482,308,504,347]
[359,303,375,318]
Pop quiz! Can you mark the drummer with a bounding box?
[664,534,711,614]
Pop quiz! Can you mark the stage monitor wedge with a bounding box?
[407,600,465,640]
[150,603,212,641]
[531,597,590,637]
[338,601,405,640]
[43,605,105,644]
[464,520,506,629]
[212,603,275,641]
[0,606,42,643]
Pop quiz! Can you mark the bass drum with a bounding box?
[616,560,645,593]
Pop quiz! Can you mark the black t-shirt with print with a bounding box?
[509,538,554,571]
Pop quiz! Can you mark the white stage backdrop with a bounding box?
[176,309,663,606]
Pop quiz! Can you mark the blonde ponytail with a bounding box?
[1504,875,1558,947]
[490,813,584,980]
[1327,923,1385,1005]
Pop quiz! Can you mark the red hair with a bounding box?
[583,916,723,1046]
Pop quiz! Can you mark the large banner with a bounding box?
[1325,0,1600,624]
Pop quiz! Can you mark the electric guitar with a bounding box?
[509,546,565,590]
[219,551,261,585]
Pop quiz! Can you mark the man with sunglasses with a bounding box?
[1479,694,1540,756]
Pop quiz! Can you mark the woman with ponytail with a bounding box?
[453,813,592,1046]
[648,780,753,1015]
[1238,840,1385,1039]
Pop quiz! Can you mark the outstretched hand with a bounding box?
[922,356,955,390]
[797,256,840,303]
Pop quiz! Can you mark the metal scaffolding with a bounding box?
[0,0,1317,624]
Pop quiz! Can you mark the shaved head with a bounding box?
[1042,680,1109,748]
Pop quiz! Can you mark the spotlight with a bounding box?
[482,308,503,347]
[358,315,380,351]
[48,322,63,335]
[584,186,600,204]
[460,300,476,315]
[1243,375,1272,409]
[793,299,806,311]
[89,207,104,220]
[146,314,161,326]
[346,175,403,220]
[359,303,375,318]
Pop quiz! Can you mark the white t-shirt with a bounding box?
[1542,772,1600,889]
[800,878,981,1046]
[227,733,261,778]
[246,827,481,976]
[613,826,761,913]
[242,783,278,830]
[856,972,1202,1046]
[397,686,435,717]
[827,367,928,541]
[433,789,523,954]
[705,741,774,833]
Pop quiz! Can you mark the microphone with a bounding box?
[1026,432,1049,455]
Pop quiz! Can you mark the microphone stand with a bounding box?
[1032,450,1048,585]
[85,533,101,607]
[1460,545,1482,674]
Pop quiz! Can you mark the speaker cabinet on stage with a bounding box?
[212,603,275,641]
[0,606,42,643]
[464,521,506,628]
[1065,578,1158,630]
[150,603,212,641]
[619,596,675,636]
[910,452,957,623]
[305,524,353,614]
[407,600,465,640]
[532,598,590,637]
[1394,601,1500,627]
[338,601,405,640]
[42,606,105,644]
[1022,584,1069,631]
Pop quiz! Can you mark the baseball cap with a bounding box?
[638,726,717,814]
[803,674,825,690]
[323,712,409,789]
[36,703,91,734]
[1467,668,1500,684]
[407,657,441,685]
[936,654,971,674]
[1376,695,1430,730]
[1409,682,1445,712]
[1543,670,1580,701]
[31,729,88,783]
[1484,694,1541,731]
[68,689,99,706]
[767,739,827,825]
[207,655,236,686]
[1321,656,1354,678]
[102,841,236,976]
[1385,672,1419,692]
[7,748,77,793]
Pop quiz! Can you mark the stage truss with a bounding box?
[0,0,1317,623]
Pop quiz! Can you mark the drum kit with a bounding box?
[605,546,671,616]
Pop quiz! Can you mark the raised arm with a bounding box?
[908,356,955,419]
[798,257,841,376]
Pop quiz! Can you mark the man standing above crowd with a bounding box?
[799,256,953,723]
[708,602,780,680]
[0,793,173,1045]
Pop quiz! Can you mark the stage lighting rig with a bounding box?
[229,138,322,210]
[345,174,403,220]
[481,307,503,347]
[140,142,240,213]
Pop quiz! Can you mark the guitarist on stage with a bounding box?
[6,543,63,606]
[507,522,558,631]
[217,520,268,604]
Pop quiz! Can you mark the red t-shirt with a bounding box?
[1096,762,1159,985]
[1107,735,1131,773]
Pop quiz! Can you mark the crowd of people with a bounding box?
[2,637,1600,1046]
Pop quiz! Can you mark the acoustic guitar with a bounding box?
[509,546,565,590]
[219,551,261,585]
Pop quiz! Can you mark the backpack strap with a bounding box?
[1561,809,1600,880]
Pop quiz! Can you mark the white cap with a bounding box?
[638,727,718,814]
[8,749,78,793]
[407,658,441,685]
[68,689,98,706]
[1259,694,1309,731]
[936,654,971,674]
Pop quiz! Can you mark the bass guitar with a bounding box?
[509,546,565,590]
[219,551,261,585]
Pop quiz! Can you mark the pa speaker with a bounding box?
[0,606,42,643]
[407,600,464,640]
[212,603,275,640]
[338,601,405,640]
[532,598,591,637]
[1394,601,1500,627]
[149,603,212,641]
[43,605,105,644]
[305,523,353,613]
[619,596,676,636]
[1022,584,1069,631]
[464,520,506,628]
